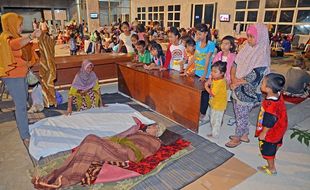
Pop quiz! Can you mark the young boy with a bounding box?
[134,40,152,68]
[256,73,287,175]
[205,61,227,138]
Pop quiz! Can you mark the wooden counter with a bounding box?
[33,53,132,86]
[117,62,204,132]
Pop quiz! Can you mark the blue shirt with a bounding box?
[194,41,215,78]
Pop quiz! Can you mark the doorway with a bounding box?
[191,3,217,28]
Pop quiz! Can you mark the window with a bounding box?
[236,1,247,9]
[280,0,297,8]
[277,25,292,33]
[279,10,294,22]
[159,6,164,12]
[296,10,310,23]
[265,0,280,8]
[298,0,310,7]
[167,5,181,28]
[248,0,260,9]
[235,11,245,21]
[264,11,277,22]
[294,25,310,35]
[142,5,164,26]
[247,11,258,21]
[137,7,146,24]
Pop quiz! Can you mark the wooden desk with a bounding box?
[33,53,132,86]
[117,62,204,132]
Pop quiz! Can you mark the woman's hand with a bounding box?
[199,75,207,82]
[32,29,42,39]
[159,67,167,71]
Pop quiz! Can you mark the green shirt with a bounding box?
[138,50,152,65]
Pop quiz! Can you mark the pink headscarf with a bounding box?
[71,60,98,91]
[235,23,270,78]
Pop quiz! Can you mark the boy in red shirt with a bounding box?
[256,73,288,175]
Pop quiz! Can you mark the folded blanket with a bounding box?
[29,104,155,160]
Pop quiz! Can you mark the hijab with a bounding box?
[235,23,270,78]
[0,12,34,77]
[71,60,98,91]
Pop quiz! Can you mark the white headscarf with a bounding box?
[235,23,270,78]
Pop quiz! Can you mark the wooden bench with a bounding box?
[33,53,132,87]
[117,62,204,132]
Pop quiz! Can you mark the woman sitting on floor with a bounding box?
[66,60,105,115]
[32,119,166,189]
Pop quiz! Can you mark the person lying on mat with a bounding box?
[66,60,106,115]
[32,118,166,189]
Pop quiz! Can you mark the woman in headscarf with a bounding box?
[66,60,105,115]
[0,13,41,147]
[33,119,167,189]
[225,23,270,148]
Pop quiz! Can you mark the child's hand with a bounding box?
[65,107,72,116]
[258,133,266,140]
[159,67,167,71]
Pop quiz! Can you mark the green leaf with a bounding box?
[304,138,309,147]
[297,135,303,144]
[290,132,298,139]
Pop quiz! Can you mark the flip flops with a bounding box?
[257,166,277,176]
[225,140,241,148]
[228,135,250,143]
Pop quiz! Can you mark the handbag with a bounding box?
[26,69,39,85]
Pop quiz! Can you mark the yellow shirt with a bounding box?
[209,79,227,111]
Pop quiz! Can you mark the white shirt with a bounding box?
[169,44,186,71]
[119,31,136,53]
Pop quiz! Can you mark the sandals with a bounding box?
[229,135,250,143]
[225,140,241,148]
[257,166,277,176]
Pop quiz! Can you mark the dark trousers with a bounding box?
[200,90,210,115]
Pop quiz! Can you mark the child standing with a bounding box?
[147,42,165,70]
[162,27,186,72]
[119,22,136,54]
[256,73,287,175]
[205,61,227,138]
[181,38,196,76]
[69,33,77,55]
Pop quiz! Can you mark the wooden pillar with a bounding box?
[86,0,100,32]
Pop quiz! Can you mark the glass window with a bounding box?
[277,25,292,33]
[137,8,141,12]
[154,13,158,20]
[294,25,310,35]
[279,10,294,22]
[235,11,245,21]
[234,23,245,31]
[265,0,280,8]
[247,11,258,22]
[269,24,276,33]
[160,13,164,21]
[142,7,146,12]
[168,13,173,20]
[281,0,297,8]
[298,0,310,7]
[236,1,247,9]
[154,6,158,12]
[159,6,164,12]
[297,10,310,23]
[168,5,174,11]
[167,22,173,27]
[248,0,260,9]
[174,22,180,27]
[142,14,146,20]
[264,11,277,22]
[138,14,141,20]
[148,7,152,12]
[175,13,180,20]
[175,5,181,11]
[148,13,152,20]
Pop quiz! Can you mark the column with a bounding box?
[86,0,100,32]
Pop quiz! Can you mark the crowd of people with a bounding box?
[1,12,310,181]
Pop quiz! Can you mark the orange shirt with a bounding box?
[4,38,34,78]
